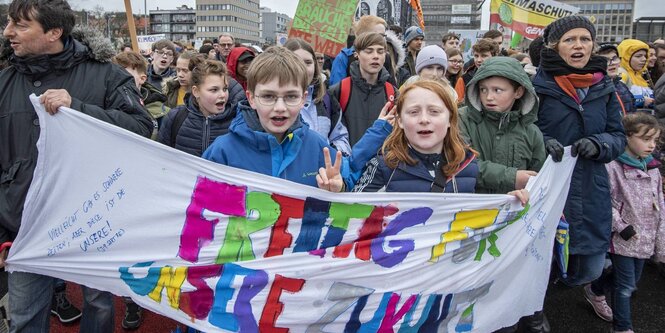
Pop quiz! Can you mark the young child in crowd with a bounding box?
[459,56,546,194]
[147,39,177,90]
[403,45,457,100]
[618,39,655,111]
[462,39,499,88]
[202,46,393,190]
[113,51,169,133]
[596,43,636,114]
[329,32,399,146]
[164,50,196,108]
[157,56,242,156]
[285,38,352,154]
[352,79,529,208]
[445,48,466,105]
[584,112,665,333]
[458,56,547,332]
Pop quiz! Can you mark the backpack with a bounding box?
[169,107,189,148]
[338,77,396,113]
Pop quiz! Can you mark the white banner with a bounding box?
[6,95,576,332]
[137,34,166,52]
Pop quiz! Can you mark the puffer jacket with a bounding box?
[460,57,546,194]
[533,68,626,255]
[203,101,392,189]
[157,93,242,157]
[352,149,478,193]
[0,27,153,243]
[613,77,636,114]
[328,61,398,146]
[607,159,665,261]
[163,75,245,110]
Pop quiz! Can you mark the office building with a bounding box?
[149,5,196,42]
[561,0,635,42]
[196,0,260,44]
[633,17,665,42]
[260,7,291,45]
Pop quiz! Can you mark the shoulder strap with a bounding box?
[340,77,352,113]
[170,107,189,148]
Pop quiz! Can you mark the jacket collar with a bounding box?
[230,100,307,152]
[533,69,614,108]
[349,61,391,93]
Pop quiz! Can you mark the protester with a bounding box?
[647,43,664,84]
[459,54,549,333]
[584,113,665,333]
[157,57,234,155]
[402,45,457,100]
[618,39,655,111]
[147,39,177,90]
[596,43,635,114]
[0,1,153,332]
[510,53,537,76]
[216,32,235,62]
[446,48,466,104]
[113,51,169,138]
[119,42,132,53]
[533,15,626,286]
[226,46,256,91]
[402,26,425,77]
[442,32,460,51]
[329,32,399,146]
[528,36,545,68]
[462,39,499,86]
[655,42,665,66]
[202,46,393,190]
[199,44,216,59]
[384,29,409,87]
[484,29,508,56]
[164,51,197,108]
[285,38,352,154]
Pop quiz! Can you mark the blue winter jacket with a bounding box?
[613,77,636,114]
[353,149,479,193]
[329,47,355,86]
[202,101,392,189]
[533,69,626,255]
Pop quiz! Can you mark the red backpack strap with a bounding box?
[384,82,395,107]
[339,77,352,113]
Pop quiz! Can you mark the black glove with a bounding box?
[545,139,564,162]
[571,138,599,159]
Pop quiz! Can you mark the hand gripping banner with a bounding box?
[6,95,577,332]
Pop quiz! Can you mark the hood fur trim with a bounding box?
[385,30,406,68]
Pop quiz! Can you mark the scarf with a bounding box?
[617,151,654,171]
[541,48,607,103]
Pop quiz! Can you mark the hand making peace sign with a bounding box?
[316,147,345,192]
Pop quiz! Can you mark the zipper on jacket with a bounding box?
[122,86,136,110]
[202,117,211,153]
[578,104,584,112]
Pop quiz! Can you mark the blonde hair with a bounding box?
[246,46,309,94]
[383,80,471,177]
[353,15,387,35]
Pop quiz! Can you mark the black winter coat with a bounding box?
[0,32,153,243]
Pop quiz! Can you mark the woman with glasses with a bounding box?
[596,43,635,114]
[445,48,466,105]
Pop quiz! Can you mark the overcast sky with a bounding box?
[66,0,663,21]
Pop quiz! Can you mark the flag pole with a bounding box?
[124,0,140,51]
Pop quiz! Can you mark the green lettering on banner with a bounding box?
[289,0,356,56]
[216,192,280,264]
[329,203,373,230]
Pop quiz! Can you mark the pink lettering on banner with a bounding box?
[178,177,247,263]
[378,293,417,332]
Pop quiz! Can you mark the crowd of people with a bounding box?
[0,0,664,332]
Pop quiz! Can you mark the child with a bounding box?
[584,112,665,333]
[596,43,635,114]
[462,39,499,87]
[113,51,169,137]
[164,51,197,108]
[618,39,655,111]
[329,32,399,146]
[202,46,393,190]
[459,56,546,194]
[352,79,529,206]
[402,45,457,101]
[158,56,242,156]
[445,48,466,105]
[147,39,177,90]
[226,46,256,91]
[458,56,547,331]
[285,38,352,155]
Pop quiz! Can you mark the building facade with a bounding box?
[149,5,196,42]
[195,0,260,44]
[560,0,635,43]
[260,7,291,45]
[418,0,482,47]
[633,17,665,42]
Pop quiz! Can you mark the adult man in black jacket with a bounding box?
[0,1,153,332]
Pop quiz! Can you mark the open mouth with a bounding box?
[215,101,226,110]
[570,53,585,60]
[271,116,288,126]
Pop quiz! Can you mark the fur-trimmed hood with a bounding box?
[0,25,116,64]
[385,30,406,68]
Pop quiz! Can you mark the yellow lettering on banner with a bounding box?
[429,209,499,262]
[148,266,187,308]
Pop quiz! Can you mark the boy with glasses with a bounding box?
[203,46,392,190]
[597,43,635,114]
[147,39,177,90]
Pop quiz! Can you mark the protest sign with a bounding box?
[289,0,357,57]
[7,95,576,332]
[451,29,488,62]
[490,0,580,39]
[137,34,166,52]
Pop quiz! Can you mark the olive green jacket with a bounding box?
[459,57,546,194]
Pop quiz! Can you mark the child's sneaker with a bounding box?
[50,287,82,323]
[583,284,613,322]
[122,298,143,330]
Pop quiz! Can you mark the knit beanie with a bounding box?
[404,26,425,46]
[543,15,596,44]
[415,45,448,74]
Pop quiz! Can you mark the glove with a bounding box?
[571,138,599,159]
[544,139,564,162]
